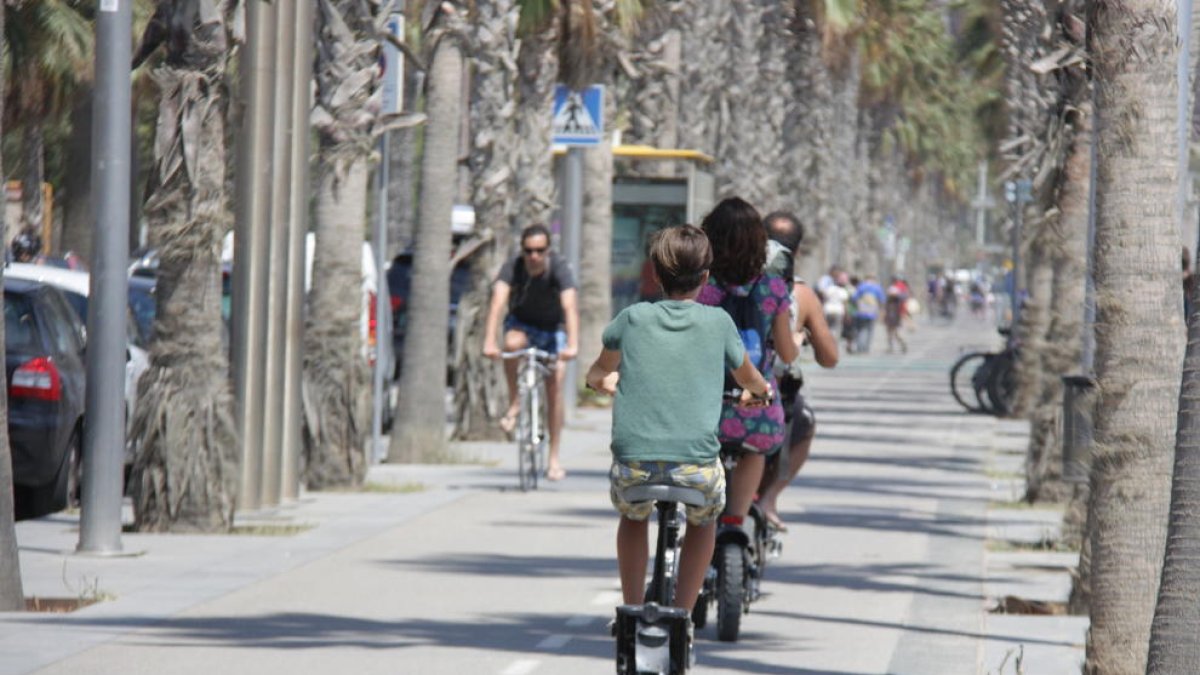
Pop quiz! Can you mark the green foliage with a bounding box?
[857,0,1001,197]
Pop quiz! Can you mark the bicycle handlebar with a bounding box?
[500,347,556,362]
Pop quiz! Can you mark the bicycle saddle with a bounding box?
[621,484,708,507]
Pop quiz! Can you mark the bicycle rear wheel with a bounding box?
[950,352,990,413]
[715,542,744,642]
[986,350,1018,417]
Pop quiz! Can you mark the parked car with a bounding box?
[4,263,150,465]
[386,252,472,380]
[3,277,87,520]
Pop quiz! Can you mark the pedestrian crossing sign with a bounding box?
[552,84,605,146]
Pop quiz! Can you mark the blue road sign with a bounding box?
[552,84,605,146]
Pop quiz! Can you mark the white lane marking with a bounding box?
[501,659,539,675]
[565,614,594,627]
[536,634,571,650]
[591,591,622,606]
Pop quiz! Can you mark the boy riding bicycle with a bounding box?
[586,225,772,614]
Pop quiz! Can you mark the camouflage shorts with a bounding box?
[609,459,726,526]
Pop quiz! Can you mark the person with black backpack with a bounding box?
[483,223,580,481]
[696,198,800,531]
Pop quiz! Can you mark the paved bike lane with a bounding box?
[1,318,1085,674]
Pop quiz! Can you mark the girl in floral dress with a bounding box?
[697,198,800,526]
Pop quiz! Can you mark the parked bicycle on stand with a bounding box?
[501,348,555,490]
[950,326,1019,417]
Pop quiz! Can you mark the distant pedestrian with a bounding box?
[884,279,908,354]
[852,275,885,354]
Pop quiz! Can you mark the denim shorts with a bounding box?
[609,459,726,526]
[504,316,566,354]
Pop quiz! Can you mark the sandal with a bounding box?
[498,410,518,433]
[764,511,789,533]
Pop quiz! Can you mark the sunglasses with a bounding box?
[523,246,548,255]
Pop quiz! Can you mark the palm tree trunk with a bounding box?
[391,29,463,462]
[131,8,239,532]
[21,122,44,242]
[579,118,613,368]
[0,0,25,611]
[304,163,370,488]
[1085,0,1184,670]
[1147,284,1200,672]
[453,0,521,441]
[304,0,385,487]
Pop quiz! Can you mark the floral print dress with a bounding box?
[697,273,792,454]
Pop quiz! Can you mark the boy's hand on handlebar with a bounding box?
[483,340,500,360]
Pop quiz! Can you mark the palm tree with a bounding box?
[1083,0,1185,670]
[3,0,93,248]
[128,0,239,532]
[0,0,26,612]
[390,1,466,461]
[305,0,398,486]
[1147,284,1200,672]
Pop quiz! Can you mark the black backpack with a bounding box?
[720,279,772,392]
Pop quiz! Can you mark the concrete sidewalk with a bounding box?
[0,321,1086,674]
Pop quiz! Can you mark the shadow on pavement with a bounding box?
[753,608,1082,649]
[767,561,987,602]
[792,505,988,541]
[382,552,613,578]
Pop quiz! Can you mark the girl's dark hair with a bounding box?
[701,197,765,285]
[649,225,712,295]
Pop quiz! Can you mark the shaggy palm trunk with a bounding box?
[1012,244,1054,417]
[304,164,370,488]
[1148,283,1200,671]
[391,33,463,461]
[1027,94,1091,503]
[304,0,384,488]
[0,0,24,610]
[1084,0,1184,670]
[454,0,522,440]
[131,6,239,532]
[452,25,556,440]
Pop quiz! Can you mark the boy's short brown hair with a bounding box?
[648,225,712,296]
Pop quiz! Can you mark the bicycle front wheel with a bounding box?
[950,352,990,414]
[517,385,537,491]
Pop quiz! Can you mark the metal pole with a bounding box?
[562,147,584,412]
[260,0,297,506]
[232,0,277,512]
[975,161,988,247]
[78,0,131,555]
[281,0,314,500]
[372,136,390,464]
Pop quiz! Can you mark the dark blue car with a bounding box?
[5,278,87,520]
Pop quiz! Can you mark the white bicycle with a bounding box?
[502,348,555,491]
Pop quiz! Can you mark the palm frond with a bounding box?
[517,0,559,36]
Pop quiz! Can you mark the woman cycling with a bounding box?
[697,197,800,530]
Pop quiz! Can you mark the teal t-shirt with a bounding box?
[602,299,745,463]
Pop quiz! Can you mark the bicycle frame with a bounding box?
[614,484,703,674]
[502,348,555,490]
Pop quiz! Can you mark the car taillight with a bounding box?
[11,357,62,402]
[367,291,378,366]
